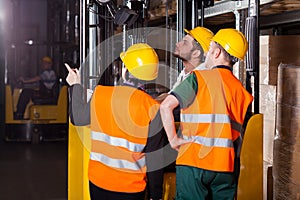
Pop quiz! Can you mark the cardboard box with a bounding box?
[273,64,300,199]
[260,35,300,85]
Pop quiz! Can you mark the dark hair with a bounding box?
[122,69,146,90]
[215,42,238,66]
[191,39,205,62]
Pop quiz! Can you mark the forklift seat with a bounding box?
[29,85,68,123]
[32,81,60,105]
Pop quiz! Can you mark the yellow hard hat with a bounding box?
[42,56,52,63]
[184,26,214,53]
[120,43,159,81]
[212,28,248,60]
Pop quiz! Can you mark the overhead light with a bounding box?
[94,0,138,26]
[96,0,110,3]
[25,39,34,45]
[114,6,138,26]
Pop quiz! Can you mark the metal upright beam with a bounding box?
[192,0,199,28]
[245,0,260,114]
[176,0,185,70]
[89,3,98,89]
[80,0,87,93]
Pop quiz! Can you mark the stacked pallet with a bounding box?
[259,35,300,200]
[274,64,300,200]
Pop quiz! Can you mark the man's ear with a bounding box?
[213,47,222,59]
[192,49,201,58]
[121,67,128,82]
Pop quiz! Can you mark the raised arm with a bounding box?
[65,63,90,126]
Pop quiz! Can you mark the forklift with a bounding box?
[3,0,74,144]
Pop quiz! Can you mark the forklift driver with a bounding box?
[14,56,57,120]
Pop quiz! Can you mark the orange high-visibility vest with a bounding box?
[89,85,159,193]
[177,68,253,172]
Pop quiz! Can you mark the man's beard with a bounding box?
[173,52,188,62]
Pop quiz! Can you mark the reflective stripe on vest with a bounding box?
[181,113,230,123]
[182,135,233,148]
[91,131,145,152]
[90,152,145,171]
[181,113,243,134]
[91,131,146,170]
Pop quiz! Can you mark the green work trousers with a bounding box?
[175,165,236,200]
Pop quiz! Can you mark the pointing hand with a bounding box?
[65,63,80,86]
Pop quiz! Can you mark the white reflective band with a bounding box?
[91,131,145,152]
[90,152,146,171]
[181,113,243,133]
[183,135,233,148]
[181,113,231,123]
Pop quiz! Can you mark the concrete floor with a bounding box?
[0,140,67,200]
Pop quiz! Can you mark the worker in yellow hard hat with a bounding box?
[156,26,213,118]
[14,56,57,119]
[205,28,249,68]
[42,56,52,63]
[65,43,165,200]
[171,26,214,90]
[120,43,159,89]
[154,27,215,175]
[160,28,254,199]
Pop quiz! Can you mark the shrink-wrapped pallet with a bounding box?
[274,63,300,200]
[260,85,276,200]
[260,84,276,164]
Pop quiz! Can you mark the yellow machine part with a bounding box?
[5,85,32,124]
[68,123,91,200]
[163,172,176,200]
[237,113,263,200]
[29,86,68,123]
[5,85,68,124]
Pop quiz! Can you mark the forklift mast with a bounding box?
[245,0,260,114]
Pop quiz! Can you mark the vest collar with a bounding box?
[212,65,233,72]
